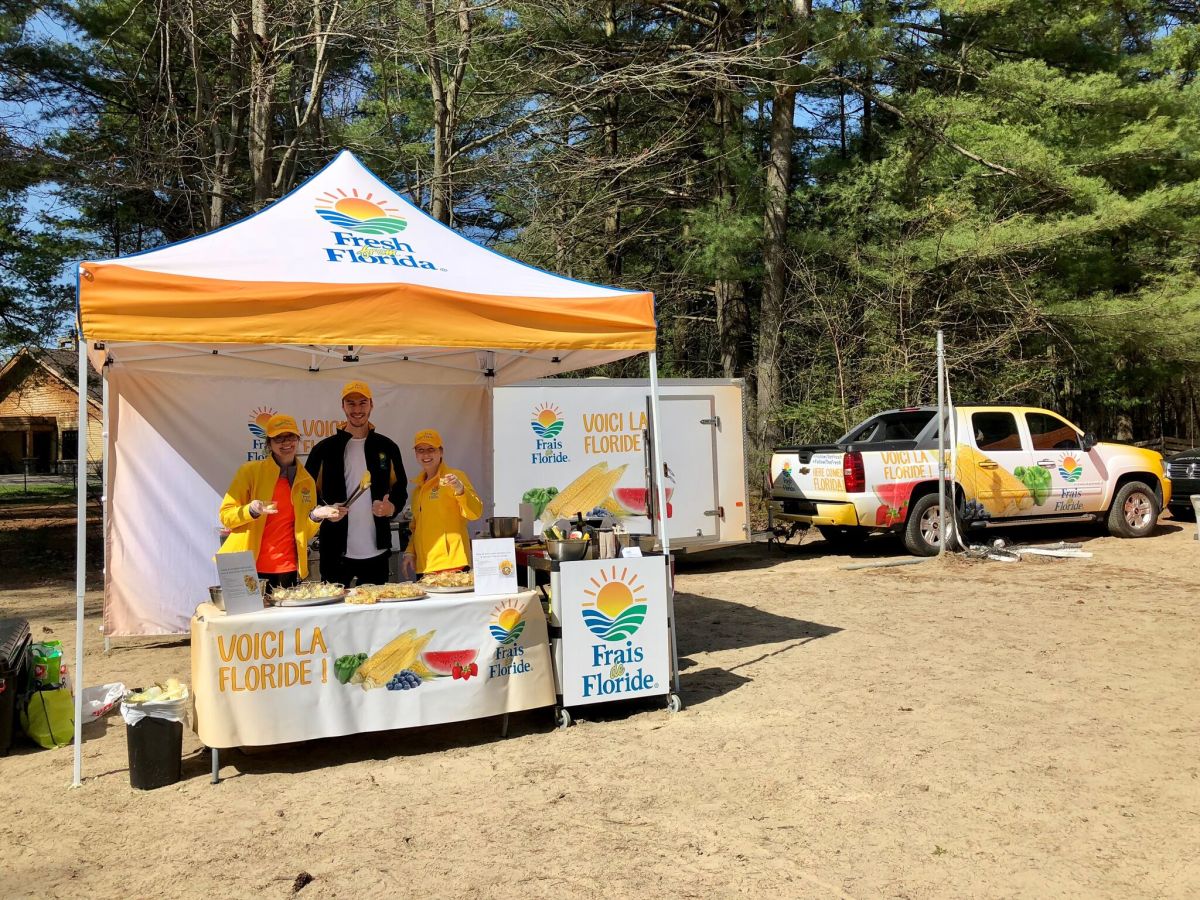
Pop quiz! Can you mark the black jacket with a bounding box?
[304,427,408,560]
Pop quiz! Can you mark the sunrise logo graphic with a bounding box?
[315,189,408,235]
[582,566,648,642]
[531,403,564,439]
[489,600,526,646]
[247,406,277,439]
[1058,455,1083,483]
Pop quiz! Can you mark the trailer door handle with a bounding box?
[1036,459,1055,469]
[978,461,998,470]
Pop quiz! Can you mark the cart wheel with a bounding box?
[555,708,573,730]
[666,693,683,714]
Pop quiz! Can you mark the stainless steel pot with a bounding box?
[487,516,522,538]
[615,533,658,553]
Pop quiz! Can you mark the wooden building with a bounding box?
[0,345,102,475]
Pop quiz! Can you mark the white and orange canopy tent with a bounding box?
[78,150,655,380]
[69,151,674,785]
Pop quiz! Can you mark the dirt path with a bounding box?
[1,521,1198,898]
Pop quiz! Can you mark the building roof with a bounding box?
[0,345,103,406]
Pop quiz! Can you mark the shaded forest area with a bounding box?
[4,0,1200,459]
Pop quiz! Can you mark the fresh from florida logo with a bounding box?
[248,406,277,440]
[488,600,532,678]
[530,402,569,464]
[1058,455,1083,483]
[582,566,647,641]
[315,190,407,235]
[531,403,565,439]
[489,599,526,645]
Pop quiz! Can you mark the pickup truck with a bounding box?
[768,406,1171,555]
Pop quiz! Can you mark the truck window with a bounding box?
[1026,412,1080,451]
[841,411,935,443]
[972,412,1021,452]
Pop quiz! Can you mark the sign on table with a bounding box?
[471,537,518,596]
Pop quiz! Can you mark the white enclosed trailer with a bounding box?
[492,379,749,552]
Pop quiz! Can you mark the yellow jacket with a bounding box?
[218,457,320,577]
[407,463,483,573]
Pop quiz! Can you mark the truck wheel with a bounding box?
[817,526,868,547]
[903,494,944,556]
[1106,481,1160,538]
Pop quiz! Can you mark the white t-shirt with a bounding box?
[343,437,378,559]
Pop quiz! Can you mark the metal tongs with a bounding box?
[343,471,372,508]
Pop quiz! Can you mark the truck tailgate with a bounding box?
[770,447,847,499]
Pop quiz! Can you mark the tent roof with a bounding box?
[78,152,655,381]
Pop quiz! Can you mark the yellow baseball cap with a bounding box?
[341,380,372,400]
[265,414,301,438]
[413,428,443,448]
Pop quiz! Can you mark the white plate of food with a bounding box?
[419,572,474,593]
[346,584,428,604]
[271,582,346,606]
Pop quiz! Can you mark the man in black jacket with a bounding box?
[304,380,407,586]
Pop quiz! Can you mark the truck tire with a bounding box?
[1106,481,1160,538]
[903,493,945,556]
[817,526,868,547]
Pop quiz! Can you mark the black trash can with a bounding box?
[126,715,184,790]
[0,618,31,756]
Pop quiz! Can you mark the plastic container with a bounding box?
[0,620,31,753]
[0,617,31,756]
[126,716,183,789]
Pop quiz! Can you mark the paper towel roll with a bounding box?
[519,503,535,539]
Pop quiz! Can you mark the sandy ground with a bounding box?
[1,517,1199,899]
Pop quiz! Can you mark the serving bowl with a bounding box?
[545,538,591,562]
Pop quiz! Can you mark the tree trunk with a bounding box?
[713,15,748,378]
[755,0,811,450]
[248,0,275,206]
[603,0,621,280]
[756,84,796,449]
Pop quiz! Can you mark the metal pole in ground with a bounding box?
[936,330,946,557]
[72,330,87,787]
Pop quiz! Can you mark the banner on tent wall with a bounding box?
[105,369,490,636]
[191,590,555,747]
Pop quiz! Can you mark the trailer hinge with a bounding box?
[704,507,724,519]
[700,416,721,428]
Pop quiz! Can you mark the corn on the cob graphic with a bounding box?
[540,462,628,523]
[357,628,436,690]
[955,445,1036,517]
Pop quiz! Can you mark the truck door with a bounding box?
[655,395,720,543]
[1023,411,1101,514]
[967,411,1038,517]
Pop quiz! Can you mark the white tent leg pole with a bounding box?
[936,331,946,558]
[102,370,110,654]
[484,352,495,518]
[647,352,680,695]
[73,334,87,787]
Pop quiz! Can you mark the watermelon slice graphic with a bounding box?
[422,649,478,676]
[613,487,674,518]
[873,480,922,527]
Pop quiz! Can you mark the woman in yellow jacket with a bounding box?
[400,428,483,579]
[219,414,345,592]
